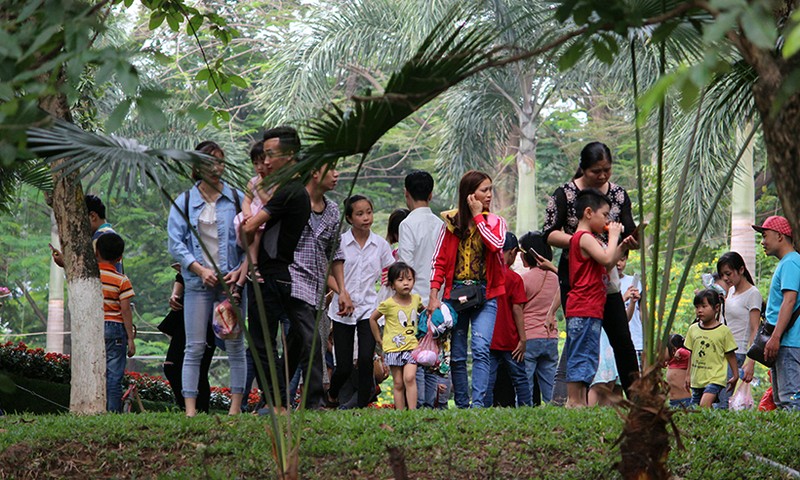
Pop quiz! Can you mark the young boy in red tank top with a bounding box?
[565,189,632,408]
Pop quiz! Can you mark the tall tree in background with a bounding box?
[4,0,241,413]
[46,212,65,353]
[731,124,757,275]
[253,0,577,230]
[436,1,563,231]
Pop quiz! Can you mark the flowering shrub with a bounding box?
[0,341,268,408]
[122,371,174,403]
[0,342,174,402]
[0,341,71,383]
[372,378,395,408]
[210,386,232,410]
[210,386,263,410]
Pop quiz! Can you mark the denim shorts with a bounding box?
[691,383,724,405]
[669,397,692,409]
[565,316,602,385]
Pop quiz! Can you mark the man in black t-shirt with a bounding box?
[242,126,311,409]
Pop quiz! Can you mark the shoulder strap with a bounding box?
[525,270,549,304]
[183,190,190,218]
[788,306,800,331]
[232,188,241,214]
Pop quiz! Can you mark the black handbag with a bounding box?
[747,308,800,368]
[448,283,485,312]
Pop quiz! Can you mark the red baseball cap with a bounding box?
[752,215,793,238]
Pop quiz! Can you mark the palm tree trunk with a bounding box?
[752,87,800,249]
[729,124,756,275]
[515,108,538,233]
[737,35,800,249]
[46,210,65,354]
[39,90,106,414]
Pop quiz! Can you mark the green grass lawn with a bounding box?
[0,407,797,479]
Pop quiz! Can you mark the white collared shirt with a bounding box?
[396,207,444,300]
[328,229,395,325]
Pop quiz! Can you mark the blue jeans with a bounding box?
[449,298,497,408]
[183,286,246,398]
[524,338,558,404]
[416,368,442,408]
[486,350,532,407]
[105,321,128,413]
[669,397,692,408]
[772,346,800,410]
[565,317,602,385]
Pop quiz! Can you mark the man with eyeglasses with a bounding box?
[242,126,320,410]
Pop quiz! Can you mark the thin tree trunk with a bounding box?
[47,210,66,353]
[39,90,106,414]
[515,107,538,234]
[14,280,47,329]
[730,124,756,276]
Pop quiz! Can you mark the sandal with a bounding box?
[253,268,265,283]
[246,268,265,284]
[231,283,243,305]
[322,390,339,409]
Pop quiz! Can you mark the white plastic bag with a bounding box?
[729,381,754,411]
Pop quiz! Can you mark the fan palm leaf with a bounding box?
[254,0,456,128]
[271,6,502,184]
[0,161,53,212]
[26,119,231,197]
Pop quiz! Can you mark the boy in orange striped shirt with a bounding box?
[96,233,136,412]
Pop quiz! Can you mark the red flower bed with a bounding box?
[1,341,262,408]
[123,370,174,402]
[0,341,70,383]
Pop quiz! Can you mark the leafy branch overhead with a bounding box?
[282,7,504,181]
[0,0,245,165]
[551,0,799,117]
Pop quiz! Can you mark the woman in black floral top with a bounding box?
[542,142,639,401]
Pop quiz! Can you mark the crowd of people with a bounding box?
[56,128,800,414]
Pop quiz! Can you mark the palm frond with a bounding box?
[0,160,53,213]
[253,0,457,128]
[434,75,517,200]
[26,120,226,197]
[662,59,757,237]
[270,5,502,184]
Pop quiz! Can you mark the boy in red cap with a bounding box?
[752,215,800,410]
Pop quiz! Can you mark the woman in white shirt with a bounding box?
[167,141,246,416]
[717,251,763,406]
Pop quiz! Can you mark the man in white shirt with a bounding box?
[397,171,446,407]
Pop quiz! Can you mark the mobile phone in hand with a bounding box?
[527,247,540,265]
